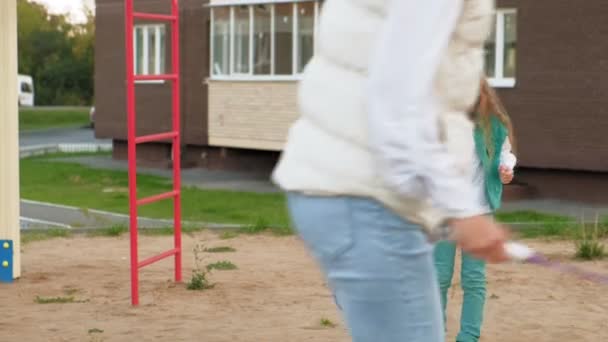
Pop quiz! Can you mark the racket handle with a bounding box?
[505,241,535,261]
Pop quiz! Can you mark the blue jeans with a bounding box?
[287,194,444,342]
[434,241,486,342]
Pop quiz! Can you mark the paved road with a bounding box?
[20,199,241,230]
[19,127,109,147]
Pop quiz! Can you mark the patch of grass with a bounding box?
[204,246,236,253]
[269,224,294,236]
[219,231,239,240]
[19,108,89,131]
[239,217,270,234]
[89,225,128,237]
[31,151,112,160]
[206,260,237,271]
[63,287,80,296]
[88,328,104,334]
[496,210,572,224]
[237,218,293,236]
[515,223,575,239]
[34,296,75,304]
[20,159,290,227]
[320,318,337,328]
[515,212,608,240]
[140,226,206,236]
[21,229,72,244]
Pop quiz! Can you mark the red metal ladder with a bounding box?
[124,0,182,306]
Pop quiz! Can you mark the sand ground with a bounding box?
[2,232,608,342]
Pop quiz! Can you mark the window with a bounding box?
[296,2,315,73]
[212,7,230,75]
[233,6,251,74]
[134,25,166,76]
[503,12,517,78]
[253,5,272,75]
[210,1,321,80]
[274,3,293,75]
[134,24,166,77]
[485,9,517,87]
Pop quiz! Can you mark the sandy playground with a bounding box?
[2,232,608,342]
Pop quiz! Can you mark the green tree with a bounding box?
[17,0,94,105]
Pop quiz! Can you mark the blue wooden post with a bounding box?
[0,240,13,283]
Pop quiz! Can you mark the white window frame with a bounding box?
[134,24,166,84]
[209,1,319,81]
[488,9,517,88]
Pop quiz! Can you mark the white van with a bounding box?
[18,74,34,107]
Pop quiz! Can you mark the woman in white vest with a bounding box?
[273,0,509,341]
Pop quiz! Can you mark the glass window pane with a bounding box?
[135,27,144,75]
[159,26,166,74]
[253,4,272,75]
[296,2,314,73]
[234,6,251,74]
[21,82,32,93]
[148,27,157,74]
[503,12,517,78]
[274,3,293,75]
[484,20,496,78]
[212,7,230,76]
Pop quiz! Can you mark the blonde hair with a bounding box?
[473,78,515,158]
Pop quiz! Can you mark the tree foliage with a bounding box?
[17,0,94,105]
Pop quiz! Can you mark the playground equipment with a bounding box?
[125,0,182,305]
[0,0,20,283]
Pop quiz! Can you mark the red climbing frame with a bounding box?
[125,0,182,306]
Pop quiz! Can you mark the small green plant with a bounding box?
[237,217,294,236]
[21,229,73,244]
[270,224,294,236]
[186,245,215,291]
[45,229,71,237]
[576,240,605,260]
[575,214,606,261]
[63,287,80,296]
[34,296,75,304]
[219,231,239,240]
[204,246,236,253]
[239,217,269,234]
[88,328,104,334]
[79,207,91,218]
[320,318,337,328]
[187,272,214,290]
[206,260,237,271]
[94,225,127,237]
[141,226,205,236]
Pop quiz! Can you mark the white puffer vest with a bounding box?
[273,0,495,232]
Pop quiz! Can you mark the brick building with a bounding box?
[94,0,608,203]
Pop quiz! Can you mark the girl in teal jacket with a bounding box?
[434,78,517,342]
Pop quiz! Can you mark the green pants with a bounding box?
[434,241,486,342]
